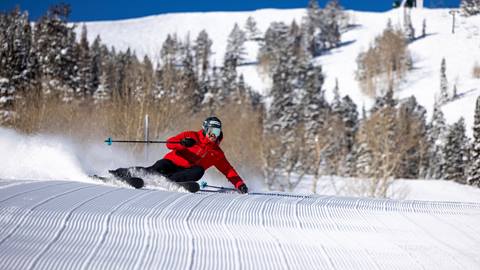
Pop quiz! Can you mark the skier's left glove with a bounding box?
[237,184,248,194]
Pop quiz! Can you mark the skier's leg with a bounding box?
[168,166,205,183]
[145,159,179,176]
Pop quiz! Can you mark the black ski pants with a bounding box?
[142,159,205,183]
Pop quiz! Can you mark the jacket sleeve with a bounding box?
[166,132,190,151]
[215,155,245,189]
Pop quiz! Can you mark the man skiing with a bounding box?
[110,116,249,193]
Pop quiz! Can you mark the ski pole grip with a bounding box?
[105,137,113,146]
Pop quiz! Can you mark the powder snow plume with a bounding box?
[0,127,139,183]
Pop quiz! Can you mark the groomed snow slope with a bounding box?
[1,180,479,269]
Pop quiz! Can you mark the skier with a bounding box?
[110,116,249,193]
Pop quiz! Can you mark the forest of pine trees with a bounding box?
[1,1,479,194]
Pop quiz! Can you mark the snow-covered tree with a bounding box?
[33,4,78,100]
[461,0,480,16]
[225,23,246,64]
[443,118,468,183]
[77,24,91,99]
[319,0,342,49]
[258,22,290,76]
[396,96,428,178]
[300,63,328,177]
[468,96,480,186]
[403,8,415,41]
[193,30,212,81]
[422,19,427,38]
[425,102,447,179]
[439,58,449,104]
[244,16,262,40]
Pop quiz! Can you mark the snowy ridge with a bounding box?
[1,180,479,269]
[80,8,480,134]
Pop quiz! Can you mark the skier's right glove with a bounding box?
[180,137,196,147]
[237,184,248,194]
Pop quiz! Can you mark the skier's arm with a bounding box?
[166,132,195,150]
[215,156,246,190]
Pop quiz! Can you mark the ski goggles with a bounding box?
[207,127,221,137]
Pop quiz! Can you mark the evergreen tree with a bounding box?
[225,23,246,65]
[396,96,428,178]
[319,0,342,50]
[77,24,91,98]
[403,8,415,41]
[340,95,359,153]
[422,19,427,38]
[0,8,34,122]
[89,35,102,98]
[161,34,181,68]
[443,118,468,183]
[258,22,290,76]
[263,45,298,190]
[461,0,480,16]
[304,0,321,55]
[244,16,262,40]
[301,63,328,176]
[468,96,480,187]
[439,58,449,104]
[331,78,341,113]
[193,30,212,81]
[180,42,201,111]
[426,102,447,179]
[33,4,78,99]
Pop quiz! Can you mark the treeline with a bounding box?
[1,2,480,195]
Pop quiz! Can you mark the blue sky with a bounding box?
[1,0,461,22]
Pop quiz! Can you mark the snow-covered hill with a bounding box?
[79,8,480,136]
[1,180,479,269]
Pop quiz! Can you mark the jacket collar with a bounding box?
[197,129,219,146]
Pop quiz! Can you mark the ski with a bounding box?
[90,173,144,189]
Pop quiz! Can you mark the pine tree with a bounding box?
[331,78,341,113]
[403,8,415,41]
[161,34,181,68]
[461,0,480,16]
[244,16,262,41]
[193,30,212,81]
[258,22,290,76]
[304,0,321,55]
[225,23,246,65]
[77,24,91,99]
[468,96,480,187]
[301,63,328,176]
[0,8,34,122]
[439,58,449,104]
[89,35,102,98]
[396,96,428,178]
[443,118,468,183]
[263,45,298,190]
[33,4,78,99]
[319,0,342,50]
[426,102,447,179]
[180,42,201,111]
[422,19,427,38]
[340,95,359,153]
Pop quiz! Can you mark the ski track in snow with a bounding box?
[0,180,479,270]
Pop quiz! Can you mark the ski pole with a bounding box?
[200,181,237,191]
[104,137,181,146]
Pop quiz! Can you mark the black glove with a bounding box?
[238,184,248,194]
[180,137,196,147]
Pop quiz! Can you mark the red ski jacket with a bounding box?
[163,130,245,189]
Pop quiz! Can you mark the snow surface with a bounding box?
[0,180,479,269]
[78,8,480,136]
